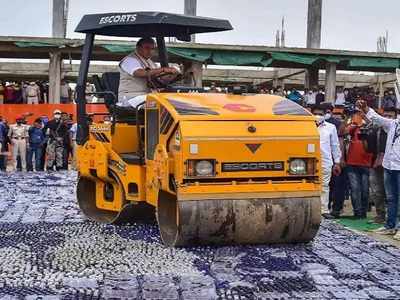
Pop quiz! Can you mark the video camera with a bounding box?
[343,102,359,115]
[357,123,373,141]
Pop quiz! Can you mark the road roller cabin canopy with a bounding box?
[153,93,314,120]
[75,11,233,41]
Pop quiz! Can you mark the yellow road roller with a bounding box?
[74,12,321,247]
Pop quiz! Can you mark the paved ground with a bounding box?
[1,172,400,299]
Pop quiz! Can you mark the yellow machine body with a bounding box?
[77,93,321,246]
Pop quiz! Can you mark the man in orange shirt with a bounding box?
[344,112,373,219]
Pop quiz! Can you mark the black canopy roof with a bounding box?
[75,11,233,41]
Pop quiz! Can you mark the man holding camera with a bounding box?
[357,100,400,237]
[343,110,373,219]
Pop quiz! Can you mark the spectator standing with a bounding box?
[344,113,373,219]
[85,82,95,102]
[70,122,78,170]
[312,106,342,218]
[13,83,23,104]
[25,82,41,104]
[39,116,49,170]
[316,88,325,106]
[0,117,6,171]
[0,119,9,171]
[335,87,346,107]
[365,88,377,108]
[8,116,28,171]
[4,83,15,104]
[322,104,346,217]
[368,109,396,224]
[45,110,68,171]
[60,80,72,104]
[27,118,46,171]
[287,88,303,105]
[382,90,397,110]
[358,100,400,236]
[304,88,317,107]
[0,81,4,104]
[61,112,72,170]
[344,88,352,103]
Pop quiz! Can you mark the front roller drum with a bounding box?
[157,192,321,247]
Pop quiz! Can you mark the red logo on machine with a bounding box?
[245,144,261,153]
[223,104,256,112]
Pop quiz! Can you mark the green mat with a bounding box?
[335,216,382,232]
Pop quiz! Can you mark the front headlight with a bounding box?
[289,159,307,175]
[186,159,215,177]
[195,160,214,176]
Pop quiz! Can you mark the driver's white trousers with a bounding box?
[117,94,147,108]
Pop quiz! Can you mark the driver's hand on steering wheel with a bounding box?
[162,67,180,74]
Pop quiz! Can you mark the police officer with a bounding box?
[45,110,68,171]
[8,116,28,171]
[25,82,41,104]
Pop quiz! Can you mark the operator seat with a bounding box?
[100,72,145,165]
[101,72,143,125]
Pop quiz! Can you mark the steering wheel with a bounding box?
[150,72,183,89]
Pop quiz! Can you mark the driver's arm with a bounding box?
[133,67,176,78]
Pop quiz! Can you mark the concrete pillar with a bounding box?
[305,0,322,89]
[52,0,66,38]
[272,69,284,90]
[49,51,62,104]
[324,62,336,104]
[50,0,66,104]
[306,0,322,49]
[183,61,203,88]
[184,0,197,42]
[305,68,319,90]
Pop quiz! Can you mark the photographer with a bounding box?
[357,100,400,237]
[343,108,373,219]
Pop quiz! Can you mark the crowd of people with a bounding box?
[281,85,399,110]
[313,99,400,240]
[0,80,97,104]
[0,110,78,172]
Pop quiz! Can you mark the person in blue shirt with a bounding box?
[0,117,7,171]
[287,88,303,105]
[27,118,46,171]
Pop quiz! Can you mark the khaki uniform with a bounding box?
[8,124,29,171]
[26,84,40,104]
[0,85,4,104]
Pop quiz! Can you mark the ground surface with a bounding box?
[1,172,400,299]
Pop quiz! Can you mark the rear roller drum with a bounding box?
[77,176,155,225]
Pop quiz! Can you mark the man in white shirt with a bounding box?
[335,87,346,107]
[357,100,400,236]
[304,88,317,107]
[312,106,342,218]
[118,37,179,108]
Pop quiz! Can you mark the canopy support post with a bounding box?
[156,37,169,67]
[76,33,94,146]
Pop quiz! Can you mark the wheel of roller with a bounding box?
[77,173,155,225]
[157,191,321,247]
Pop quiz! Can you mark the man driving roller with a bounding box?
[117,37,179,107]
